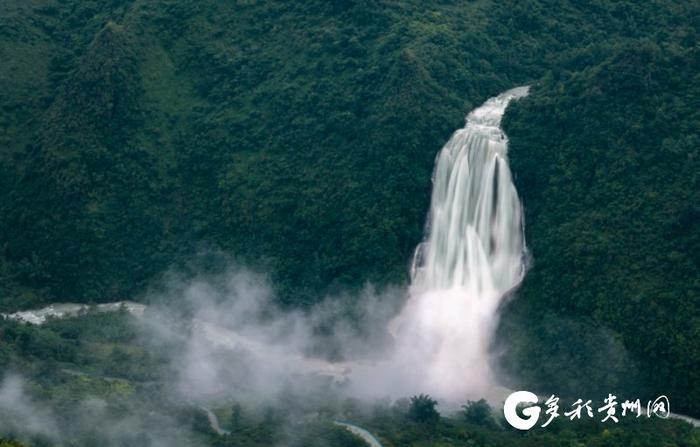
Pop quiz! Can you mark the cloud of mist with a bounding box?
[142,266,407,407]
[0,374,200,446]
[137,263,511,411]
[0,375,58,440]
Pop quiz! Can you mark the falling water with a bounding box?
[383,86,530,401]
[412,86,529,292]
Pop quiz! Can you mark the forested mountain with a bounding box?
[501,38,699,414]
[0,0,697,420]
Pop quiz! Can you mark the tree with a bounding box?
[0,439,27,447]
[407,394,439,425]
[230,403,242,429]
[462,399,499,429]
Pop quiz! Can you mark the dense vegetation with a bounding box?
[0,0,698,436]
[0,312,698,446]
[0,440,26,447]
[0,312,367,446]
[501,37,699,415]
[6,0,693,306]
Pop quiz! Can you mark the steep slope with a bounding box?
[2,0,692,306]
[502,38,699,415]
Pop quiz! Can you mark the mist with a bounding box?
[0,375,58,440]
[0,373,202,446]
[141,266,407,406]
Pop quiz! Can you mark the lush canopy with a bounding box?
[0,0,697,422]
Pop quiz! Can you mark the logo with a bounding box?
[503,391,670,430]
[503,391,541,430]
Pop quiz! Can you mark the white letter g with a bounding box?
[503,391,540,430]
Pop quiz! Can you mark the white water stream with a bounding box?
[379,86,530,400]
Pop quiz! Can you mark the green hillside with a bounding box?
[501,38,699,415]
[0,0,698,418]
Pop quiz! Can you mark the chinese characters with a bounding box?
[503,391,670,430]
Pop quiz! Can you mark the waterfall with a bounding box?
[383,86,529,401]
[412,86,529,293]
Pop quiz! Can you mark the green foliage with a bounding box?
[501,37,700,415]
[0,439,26,447]
[407,394,440,425]
[365,397,700,447]
[462,399,499,429]
[0,438,24,447]
[4,19,171,303]
[4,0,658,307]
[0,311,163,383]
[0,0,698,424]
[280,423,368,447]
